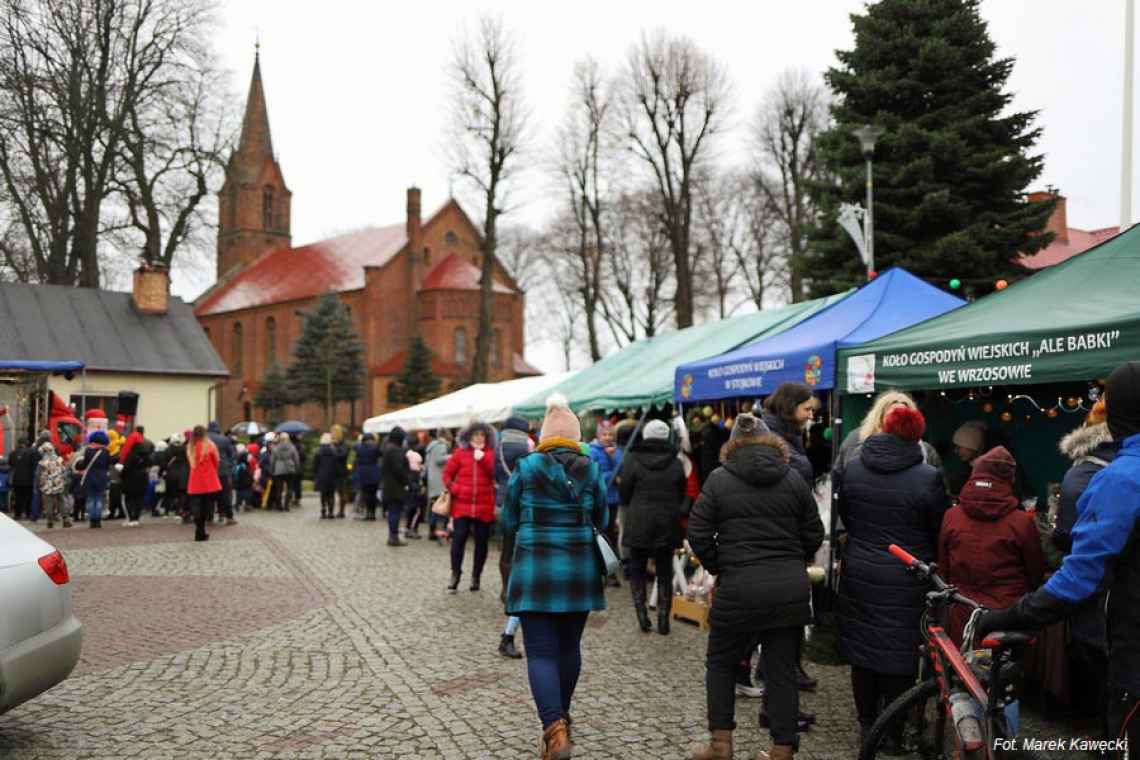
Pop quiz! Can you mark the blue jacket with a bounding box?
[502,446,609,615]
[1038,433,1140,691]
[588,440,622,506]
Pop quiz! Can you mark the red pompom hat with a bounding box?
[882,405,926,442]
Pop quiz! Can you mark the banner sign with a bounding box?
[841,327,1132,392]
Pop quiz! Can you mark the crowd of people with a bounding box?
[2,361,1138,760]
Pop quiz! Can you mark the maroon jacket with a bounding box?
[938,446,1045,645]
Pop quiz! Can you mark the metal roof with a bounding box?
[0,282,228,377]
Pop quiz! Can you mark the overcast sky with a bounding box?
[181,0,1129,373]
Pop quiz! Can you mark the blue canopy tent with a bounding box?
[674,268,965,401]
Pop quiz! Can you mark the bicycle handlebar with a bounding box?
[886,544,980,610]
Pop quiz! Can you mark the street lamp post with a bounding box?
[852,124,885,276]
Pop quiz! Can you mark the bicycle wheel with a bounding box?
[859,678,981,760]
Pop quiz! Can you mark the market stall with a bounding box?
[361,372,576,434]
[513,291,850,418]
[673,268,964,402]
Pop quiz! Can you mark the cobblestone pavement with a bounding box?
[2,497,1083,759]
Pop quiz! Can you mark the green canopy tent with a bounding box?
[834,223,1140,508]
[514,292,850,418]
[837,224,1140,394]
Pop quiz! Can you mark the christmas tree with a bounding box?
[394,336,443,406]
[808,0,1054,296]
[254,360,290,424]
[285,293,366,428]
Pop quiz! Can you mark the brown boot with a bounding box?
[541,719,572,760]
[691,728,733,760]
[755,745,794,760]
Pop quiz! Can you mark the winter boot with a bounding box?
[657,578,673,635]
[796,663,817,691]
[631,578,652,633]
[448,571,461,593]
[469,575,481,592]
[541,719,572,760]
[387,535,407,547]
[498,634,522,659]
[690,729,733,760]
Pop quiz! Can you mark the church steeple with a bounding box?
[238,46,274,158]
[216,47,291,280]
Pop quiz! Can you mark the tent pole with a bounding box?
[826,389,842,598]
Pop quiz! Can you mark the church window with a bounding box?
[454,327,467,365]
[491,328,502,369]
[266,317,277,366]
[232,322,244,376]
[444,230,459,246]
[423,247,431,266]
[262,186,275,230]
[387,382,399,406]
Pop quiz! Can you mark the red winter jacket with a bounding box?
[938,446,1045,645]
[443,445,497,522]
[187,439,222,496]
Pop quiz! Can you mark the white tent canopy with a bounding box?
[362,372,576,434]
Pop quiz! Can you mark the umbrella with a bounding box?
[230,421,267,437]
[275,420,314,435]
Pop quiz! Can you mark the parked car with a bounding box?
[0,513,82,714]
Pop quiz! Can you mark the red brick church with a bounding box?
[195,52,535,428]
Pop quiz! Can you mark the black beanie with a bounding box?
[1106,361,1140,442]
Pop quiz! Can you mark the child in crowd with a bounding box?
[36,442,70,528]
[404,448,425,539]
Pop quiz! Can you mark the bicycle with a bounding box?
[858,544,1047,760]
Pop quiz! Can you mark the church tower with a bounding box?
[216,48,291,279]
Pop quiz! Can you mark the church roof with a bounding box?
[195,224,407,316]
[420,251,514,294]
[239,50,273,158]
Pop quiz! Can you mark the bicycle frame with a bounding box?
[888,544,1032,759]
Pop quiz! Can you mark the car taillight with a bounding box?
[38,550,70,585]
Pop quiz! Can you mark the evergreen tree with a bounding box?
[807,0,1054,296]
[285,293,366,428]
[394,336,443,406]
[254,360,290,423]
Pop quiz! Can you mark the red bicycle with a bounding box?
[857,544,1046,760]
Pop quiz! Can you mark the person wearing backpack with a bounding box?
[501,394,608,759]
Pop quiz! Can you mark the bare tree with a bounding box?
[447,16,529,383]
[497,224,544,293]
[552,57,617,361]
[618,30,730,328]
[604,189,673,341]
[0,0,220,287]
[752,68,828,302]
[692,172,745,319]
[115,45,233,270]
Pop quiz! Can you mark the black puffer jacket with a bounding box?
[836,432,948,676]
[688,433,824,632]
[381,428,410,503]
[619,438,686,551]
[121,439,154,497]
[762,411,814,484]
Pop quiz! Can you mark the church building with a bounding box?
[194,53,535,428]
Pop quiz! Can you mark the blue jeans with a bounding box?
[87,489,105,523]
[519,612,589,728]
[383,498,402,538]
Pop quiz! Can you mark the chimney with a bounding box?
[406,186,422,254]
[1028,190,1068,245]
[132,262,170,315]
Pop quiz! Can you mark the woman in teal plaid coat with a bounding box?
[501,393,609,759]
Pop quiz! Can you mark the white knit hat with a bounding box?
[643,419,671,441]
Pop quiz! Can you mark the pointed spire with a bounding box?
[238,45,273,157]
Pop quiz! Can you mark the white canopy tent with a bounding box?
[362,372,576,434]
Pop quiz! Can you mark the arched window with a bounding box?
[491,328,502,369]
[262,186,275,229]
[266,317,277,366]
[387,382,399,406]
[232,322,244,376]
[454,327,468,365]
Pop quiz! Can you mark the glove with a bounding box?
[473,449,485,461]
[974,605,1025,640]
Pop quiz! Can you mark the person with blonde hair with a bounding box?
[834,390,941,473]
